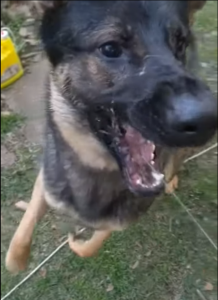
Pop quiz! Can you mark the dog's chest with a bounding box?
[44,129,155,224]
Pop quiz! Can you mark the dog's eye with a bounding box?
[99,42,123,58]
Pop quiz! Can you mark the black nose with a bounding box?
[139,79,218,148]
[165,92,217,145]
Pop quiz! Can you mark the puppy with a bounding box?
[6,0,217,273]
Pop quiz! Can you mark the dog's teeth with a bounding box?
[151,160,155,165]
[151,153,154,160]
[136,178,142,185]
[147,140,155,152]
[152,172,164,182]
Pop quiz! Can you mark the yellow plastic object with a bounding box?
[1,29,24,89]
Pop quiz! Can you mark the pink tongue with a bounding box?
[125,127,153,163]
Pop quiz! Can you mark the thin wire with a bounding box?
[1,227,86,300]
[196,289,208,300]
[171,191,217,251]
[184,143,218,163]
[1,144,217,299]
[148,142,218,251]
[1,240,68,300]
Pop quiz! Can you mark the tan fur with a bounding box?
[68,230,111,257]
[87,56,113,87]
[50,78,119,171]
[5,170,47,273]
[44,189,70,214]
[165,175,179,194]
[163,146,206,193]
[5,169,123,273]
[45,185,126,232]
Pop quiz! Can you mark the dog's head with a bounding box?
[40,0,217,196]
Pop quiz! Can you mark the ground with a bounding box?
[1,2,217,299]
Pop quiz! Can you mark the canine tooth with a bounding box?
[151,161,155,165]
[136,178,142,185]
[152,172,164,182]
[151,153,154,160]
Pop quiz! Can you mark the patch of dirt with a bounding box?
[1,124,42,171]
[1,145,16,168]
[1,93,10,113]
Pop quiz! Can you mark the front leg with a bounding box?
[165,175,179,194]
[163,147,201,195]
[5,169,47,273]
[68,230,111,258]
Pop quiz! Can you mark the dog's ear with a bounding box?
[188,0,207,24]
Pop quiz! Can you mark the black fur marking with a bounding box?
[41,1,216,227]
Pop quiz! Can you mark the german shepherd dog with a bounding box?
[6,0,217,273]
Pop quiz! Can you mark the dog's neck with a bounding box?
[49,76,119,172]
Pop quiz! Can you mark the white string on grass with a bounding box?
[1,240,68,300]
[196,289,208,300]
[184,143,218,163]
[1,143,217,300]
[172,191,217,251]
[167,143,217,251]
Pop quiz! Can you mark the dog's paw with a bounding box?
[15,201,29,212]
[165,175,179,195]
[5,243,31,274]
[68,234,97,258]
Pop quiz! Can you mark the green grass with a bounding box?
[1,12,26,52]
[1,149,217,300]
[194,1,217,34]
[1,1,217,300]
[1,114,24,136]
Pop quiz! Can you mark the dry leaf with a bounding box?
[131,261,139,270]
[204,282,214,291]
[106,284,114,292]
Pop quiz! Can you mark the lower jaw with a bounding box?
[127,181,165,197]
[123,169,165,197]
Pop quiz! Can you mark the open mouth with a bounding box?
[112,122,165,195]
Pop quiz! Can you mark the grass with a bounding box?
[1,13,26,53]
[1,1,217,300]
[1,148,217,300]
[1,114,24,136]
